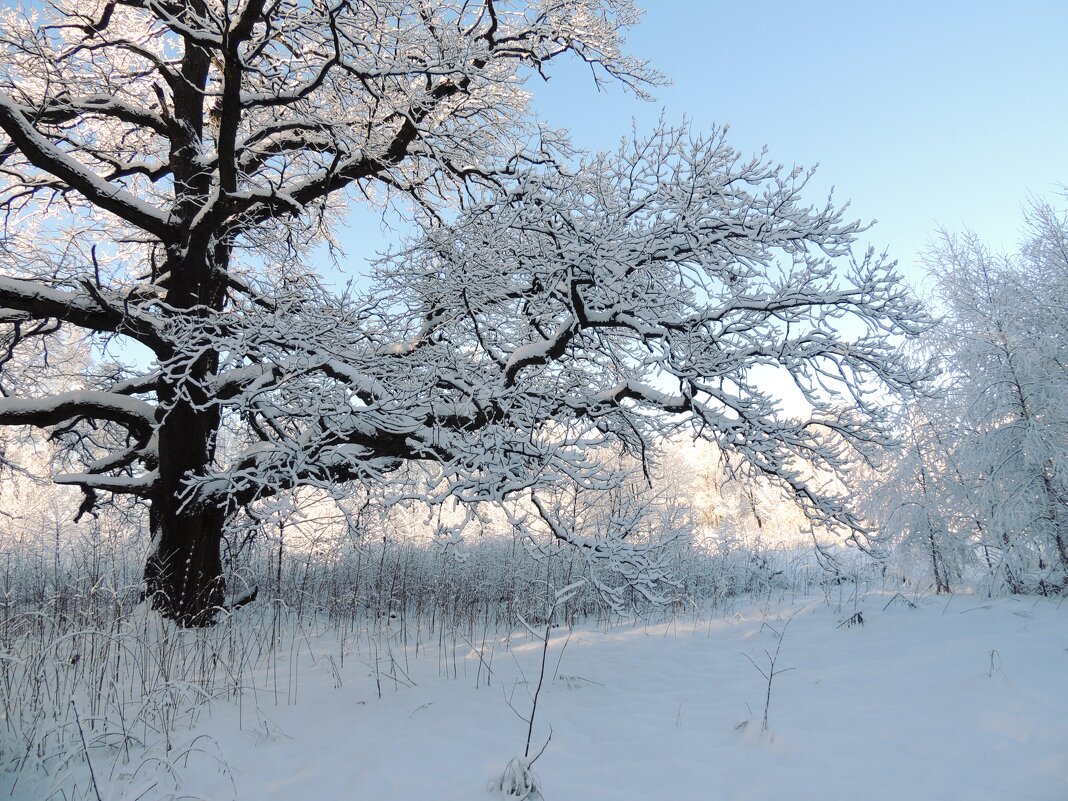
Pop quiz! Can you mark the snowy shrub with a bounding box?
[496,757,542,800]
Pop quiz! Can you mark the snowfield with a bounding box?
[7,593,1064,801]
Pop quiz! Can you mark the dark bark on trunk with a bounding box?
[144,243,227,625]
[144,504,226,627]
[139,19,230,627]
[144,383,226,626]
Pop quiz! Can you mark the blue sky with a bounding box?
[337,1,1068,291]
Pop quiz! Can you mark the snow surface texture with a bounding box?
[5,595,1066,801]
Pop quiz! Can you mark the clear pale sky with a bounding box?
[337,1,1068,291]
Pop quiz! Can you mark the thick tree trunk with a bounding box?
[142,239,228,624]
[144,393,226,626]
[136,17,228,627]
[144,512,225,627]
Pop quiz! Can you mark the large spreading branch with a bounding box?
[148,125,930,537]
[0,276,167,353]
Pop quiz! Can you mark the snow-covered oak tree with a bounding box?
[0,0,654,624]
[0,0,929,625]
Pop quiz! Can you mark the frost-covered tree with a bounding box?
[916,199,1068,593]
[867,401,971,594]
[0,0,654,624]
[0,0,928,625]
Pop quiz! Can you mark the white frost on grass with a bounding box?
[4,595,1066,801]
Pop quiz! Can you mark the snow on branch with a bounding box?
[0,390,155,439]
[0,91,171,239]
[0,276,167,353]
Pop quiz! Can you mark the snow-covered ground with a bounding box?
[5,593,1067,801]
